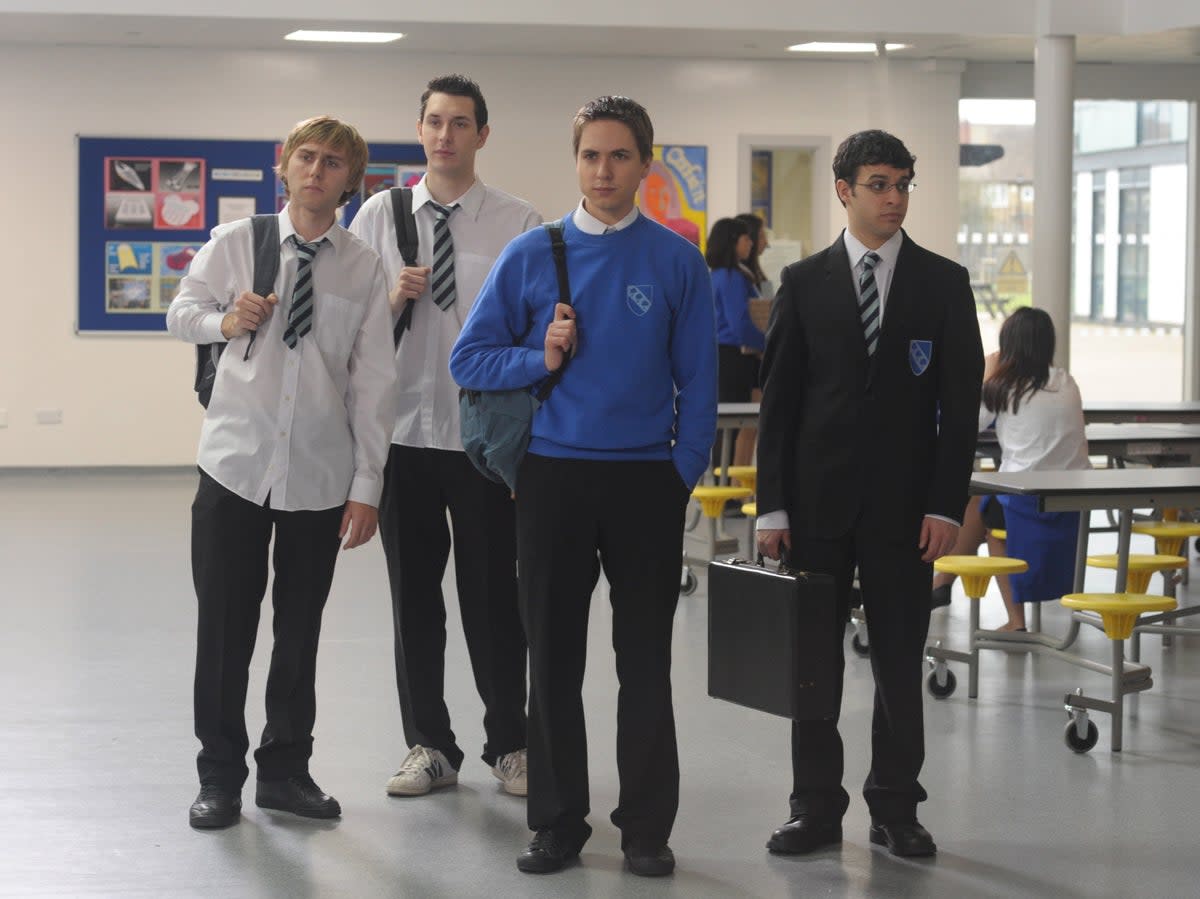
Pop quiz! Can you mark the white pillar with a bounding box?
[1032,34,1075,369]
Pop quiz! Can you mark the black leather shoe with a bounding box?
[624,844,675,877]
[766,815,842,854]
[255,774,341,819]
[517,830,579,874]
[931,584,952,609]
[869,821,937,857]
[189,785,241,829]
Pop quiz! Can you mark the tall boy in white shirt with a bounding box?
[349,75,540,800]
[167,115,397,829]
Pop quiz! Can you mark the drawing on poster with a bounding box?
[637,145,707,252]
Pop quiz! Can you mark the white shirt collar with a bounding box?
[573,199,639,235]
[843,227,903,270]
[279,204,343,253]
[412,175,486,220]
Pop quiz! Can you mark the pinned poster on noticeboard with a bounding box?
[637,145,707,254]
[104,157,205,230]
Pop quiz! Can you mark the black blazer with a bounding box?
[757,230,983,540]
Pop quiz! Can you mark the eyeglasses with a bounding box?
[854,179,916,195]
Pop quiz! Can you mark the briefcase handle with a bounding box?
[729,555,803,577]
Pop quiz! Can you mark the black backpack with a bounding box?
[193,214,279,408]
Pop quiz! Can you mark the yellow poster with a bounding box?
[638,145,707,253]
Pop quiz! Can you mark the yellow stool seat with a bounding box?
[1085,553,1187,593]
[1131,521,1200,557]
[989,529,1007,541]
[741,502,757,518]
[933,555,1029,599]
[1061,592,1177,640]
[691,485,753,519]
[713,466,757,493]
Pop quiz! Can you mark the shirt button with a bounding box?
[279,431,286,438]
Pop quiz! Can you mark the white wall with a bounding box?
[0,45,962,467]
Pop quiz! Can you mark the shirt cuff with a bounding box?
[200,312,227,345]
[925,513,961,528]
[756,509,789,531]
[348,474,383,508]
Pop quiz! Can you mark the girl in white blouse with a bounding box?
[932,307,1089,630]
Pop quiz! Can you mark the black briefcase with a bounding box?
[707,558,840,721]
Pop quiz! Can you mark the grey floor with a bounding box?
[2,469,1200,898]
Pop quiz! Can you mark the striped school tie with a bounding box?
[282,236,327,348]
[428,201,460,311]
[858,250,882,357]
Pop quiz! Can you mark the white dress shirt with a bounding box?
[981,367,1090,473]
[167,207,397,511]
[844,227,903,318]
[349,177,541,450]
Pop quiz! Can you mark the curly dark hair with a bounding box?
[832,130,916,186]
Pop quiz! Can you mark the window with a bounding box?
[1091,185,1105,320]
[1116,167,1150,323]
[960,99,1189,401]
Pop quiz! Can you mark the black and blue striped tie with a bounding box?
[282,236,327,348]
[429,201,459,311]
[858,250,882,357]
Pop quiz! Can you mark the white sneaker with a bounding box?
[492,749,528,797]
[386,746,458,796]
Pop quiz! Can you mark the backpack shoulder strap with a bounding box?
[250,213,280,297]
[544,220,571,307]
[535,221,572,402]
[390,187,419,266]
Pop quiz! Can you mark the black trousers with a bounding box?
[191,469,343,789]
[516,454,689,851]
[786,507,932,825]
[378,445,526,770]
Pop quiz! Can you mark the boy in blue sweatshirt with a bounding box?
[450,96,717,877]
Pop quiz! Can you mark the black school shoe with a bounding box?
[931,584,952,609]
[766,814,843,854]
[624,844,675,876]
[189,785,242,829]
[255,774,341,819]
[517,830,580,874]
[869,820,937,857]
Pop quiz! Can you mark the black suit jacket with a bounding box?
[757,229,983,540]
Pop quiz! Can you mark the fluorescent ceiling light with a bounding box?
[788,42,909,53]
[285,30,404,44]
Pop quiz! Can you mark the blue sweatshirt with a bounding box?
[450,212,717,488]
[711,266,764,351]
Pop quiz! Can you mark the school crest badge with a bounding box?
[627,284,653,317]
[909,340,932,376]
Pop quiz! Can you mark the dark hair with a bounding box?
[705,217,750,270]
[572,96,653,161]
[982,307,1056,415]
[735,213,767,286]
[420,74,488,129]
[832,130,916,194]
